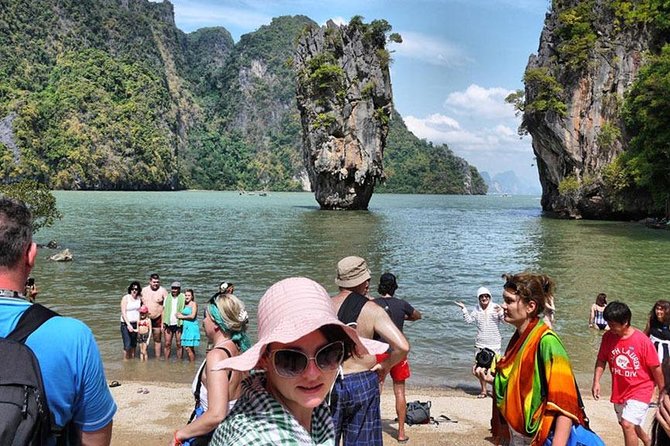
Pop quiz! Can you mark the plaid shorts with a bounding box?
[331,370,382,446]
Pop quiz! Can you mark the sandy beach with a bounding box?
[107,380,632,445]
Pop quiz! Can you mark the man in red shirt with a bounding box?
[592,301,664,446]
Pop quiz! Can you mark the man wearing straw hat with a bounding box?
[331,256,410,446]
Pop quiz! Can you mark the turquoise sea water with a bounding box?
[33,191,670,391]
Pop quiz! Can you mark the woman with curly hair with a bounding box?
[475,272,586,445]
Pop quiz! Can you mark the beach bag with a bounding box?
[0,304,58,446]
[543,424,605,446]
[183,406,212,446]
[406,400,431,425]
[537,339,605,446]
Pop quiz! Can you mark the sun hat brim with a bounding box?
[212,309,387,372]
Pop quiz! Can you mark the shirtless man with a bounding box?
[331,256,410,446]
[141,273,167,359]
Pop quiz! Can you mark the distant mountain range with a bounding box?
[480,170,541,195]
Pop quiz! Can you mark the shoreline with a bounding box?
[108,380,629,445]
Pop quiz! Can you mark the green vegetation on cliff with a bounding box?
[622,44,670,211]
[379,112,487,194]
[0,1,485,195]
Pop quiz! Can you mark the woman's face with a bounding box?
[261,330,340,414]
[501,289,534,328]
[185,291,193,303]
[478,293,491,310]
[656,305,666,322]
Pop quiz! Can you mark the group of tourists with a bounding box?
[119,276,234,361]
[455,277,670,446]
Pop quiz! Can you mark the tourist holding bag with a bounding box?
[475,272,599,446]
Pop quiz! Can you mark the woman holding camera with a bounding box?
[475,273,584,446]
[456,286,504,398]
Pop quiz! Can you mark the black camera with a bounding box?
[26,278,35,286]
[475,348,496,369]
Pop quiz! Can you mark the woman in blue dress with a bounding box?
[179,288,201,362]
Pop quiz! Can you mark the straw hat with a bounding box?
[213,277,387,372]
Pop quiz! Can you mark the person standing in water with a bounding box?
[178,288,200,362]
[373,273,421,443]
[589,292,608,330]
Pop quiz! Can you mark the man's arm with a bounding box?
[592,359,607,400]
[80,422,113,446]
[407,309,422,321]
[372,304,409,376]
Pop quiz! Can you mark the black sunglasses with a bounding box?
[270,341,345,378]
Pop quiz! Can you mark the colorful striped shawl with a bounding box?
[493,318,584,445]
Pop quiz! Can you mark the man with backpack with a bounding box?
[0,197,117,445]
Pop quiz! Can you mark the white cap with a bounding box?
[477,287,491,297]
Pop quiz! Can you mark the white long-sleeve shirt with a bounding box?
[462,305,504,352]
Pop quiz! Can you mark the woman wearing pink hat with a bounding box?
[206,277,387,446]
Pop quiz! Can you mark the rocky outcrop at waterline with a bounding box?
[521,0,664,219]
[294,19,394,210]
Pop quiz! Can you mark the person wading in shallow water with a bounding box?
[141,273,167,358]
[373,272,421,443]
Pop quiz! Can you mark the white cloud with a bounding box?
[403,113,527,154]
[445,84,516,120]
[391,31,471,67]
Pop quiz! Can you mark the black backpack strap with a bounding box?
[337,292,368,326]
[7,304,59,343]
[190,347,233,422]
[4,304,63,443]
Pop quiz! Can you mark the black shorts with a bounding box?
[163,324,182,334]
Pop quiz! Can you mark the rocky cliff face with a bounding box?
[524,0,656,219]
[294,20,393,210]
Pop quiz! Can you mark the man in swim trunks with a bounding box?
[141,273,167,359]
[331,256,410,446]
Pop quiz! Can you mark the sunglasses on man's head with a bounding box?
[269,341,345,378]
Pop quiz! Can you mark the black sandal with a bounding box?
[109,380,121,388]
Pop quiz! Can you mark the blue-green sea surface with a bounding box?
[33,191,670,392]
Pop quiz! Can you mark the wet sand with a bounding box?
[108,380,631,445]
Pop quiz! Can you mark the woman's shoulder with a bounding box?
[207,343,237,360]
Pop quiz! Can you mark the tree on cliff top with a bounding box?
[0,180,61,233]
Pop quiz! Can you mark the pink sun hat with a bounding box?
[213,277,388,372]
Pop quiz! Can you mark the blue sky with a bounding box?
[163,0,550,184]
